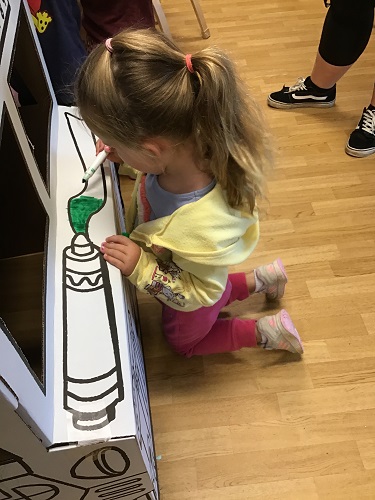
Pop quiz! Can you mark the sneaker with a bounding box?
[254,258,288,300]
[257,309,303,354]
[345,107,375,158]
[267,76,336,109]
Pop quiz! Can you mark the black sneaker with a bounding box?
[267,77,336,109]
[345,107,375,158]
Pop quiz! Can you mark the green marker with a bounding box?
[82,150,108,183]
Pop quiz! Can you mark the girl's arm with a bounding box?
[101,235,227,312]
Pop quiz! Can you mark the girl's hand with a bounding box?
[100,235,141,276]
[96,138,122,164]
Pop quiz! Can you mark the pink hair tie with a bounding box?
[185,54,194,73]
[105,38,113,53]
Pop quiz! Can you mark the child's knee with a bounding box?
[169,343,194,358]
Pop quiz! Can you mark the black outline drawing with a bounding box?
[126,311,158,493]
[71,446,131,480]
[62,113,124,431]
[70,446,153,500]
[0,447,155,500]
[0,448,87,499]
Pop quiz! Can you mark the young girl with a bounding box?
[75,29,303,357]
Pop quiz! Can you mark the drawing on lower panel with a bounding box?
[70,446,152,500]
[0,448,86,499]
[0,447,155,500]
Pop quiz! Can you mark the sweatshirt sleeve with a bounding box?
[126,249,228,312]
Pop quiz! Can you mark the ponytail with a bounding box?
[189,48,273,212]
[75,29,273,213]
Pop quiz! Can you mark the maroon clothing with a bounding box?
[81,0,155,46]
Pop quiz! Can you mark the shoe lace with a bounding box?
[359,108,375,135]
[288,77,307,93]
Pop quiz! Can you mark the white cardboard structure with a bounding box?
[0,1,159,498]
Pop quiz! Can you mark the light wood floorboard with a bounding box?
[120,1,375,497]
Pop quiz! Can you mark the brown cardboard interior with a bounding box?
[0,253,44,383]
[0,106,48,259]
[7,2,52,188]
[0,106,46,385]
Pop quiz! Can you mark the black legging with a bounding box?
[319,0,375,66]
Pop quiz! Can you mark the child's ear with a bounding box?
[142,141,161,158]
[142,137,173,159]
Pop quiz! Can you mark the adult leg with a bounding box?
[318,0,374,69]
[371,84,375,107]
[311,0,374,88]
[268,0,375,108]
[328,0,375,157]
[310,54,351,90]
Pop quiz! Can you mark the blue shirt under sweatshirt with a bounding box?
[145,174,216,220]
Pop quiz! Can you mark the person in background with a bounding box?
[27,0,86,105]
[268,0,375,158]
[80,0,156,180]
[24,1,155,104]
[75,29,304,358]
[80,0,155,52]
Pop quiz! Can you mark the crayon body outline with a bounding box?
[62,234,124,431]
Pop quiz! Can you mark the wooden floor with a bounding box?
[121,1,375,498]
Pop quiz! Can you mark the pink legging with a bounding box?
[161,273,257,357]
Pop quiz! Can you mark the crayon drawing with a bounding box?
[62,112,124,431]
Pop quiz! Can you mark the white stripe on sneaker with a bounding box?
[291,94,328,101]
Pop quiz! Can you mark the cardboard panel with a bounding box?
[8,1,52,188]
[0,395,155,499]
[0,2,159,498]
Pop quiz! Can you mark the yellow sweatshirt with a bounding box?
[126,174,259,311]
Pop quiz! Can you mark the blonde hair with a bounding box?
[75,29,273,213]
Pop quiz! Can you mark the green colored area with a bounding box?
[69,195,103,233]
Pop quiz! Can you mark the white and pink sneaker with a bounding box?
[254,258,288,300]
[257,309,303,354]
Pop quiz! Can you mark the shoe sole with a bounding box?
[345,144,375,158]
[277,310,304,354]
[267,96,336,109]
[266,258,288,301]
